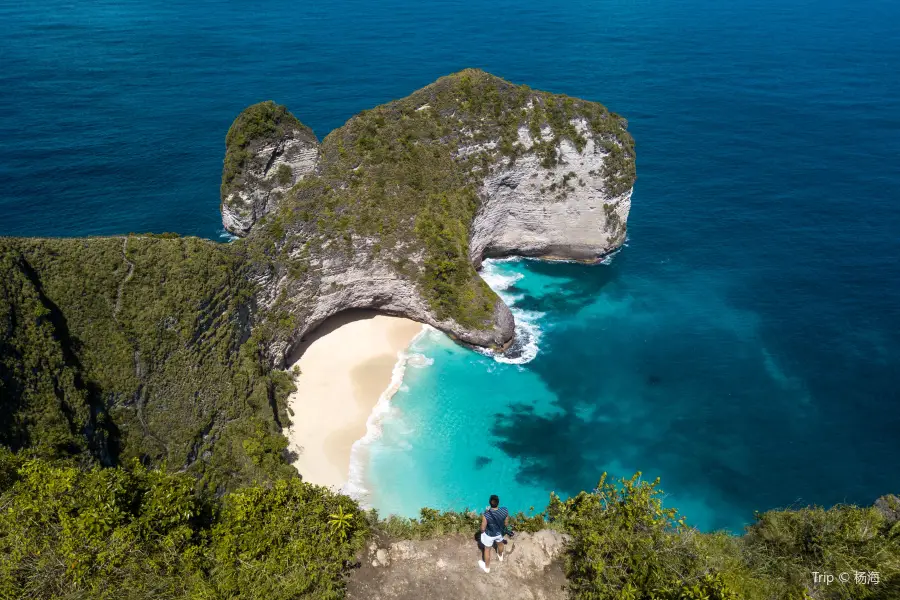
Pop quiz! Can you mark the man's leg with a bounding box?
[497,540,506,561]
[478,537,490,572]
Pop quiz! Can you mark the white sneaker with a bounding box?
[478,560,490,573]
[498,553,504,562]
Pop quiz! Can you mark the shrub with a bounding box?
[276,163,293,186]
[0,458,208,599]
[0,457,366,600]
[742,505,900,599]
[371,507,483,540]
[210,478,367,600]
[547,472,740,599]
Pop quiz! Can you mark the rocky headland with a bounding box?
[221,69,634,363]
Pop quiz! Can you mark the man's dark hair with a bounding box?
[489,494,499,508]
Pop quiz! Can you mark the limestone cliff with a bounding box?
[228,69,636,364]
[470,119,631,267]
[221,101,319,236]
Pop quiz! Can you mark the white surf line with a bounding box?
[344,325,431,502]
[479,258,544,365]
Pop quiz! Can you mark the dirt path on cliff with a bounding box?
[347,530,569,600]
[113,236,134,321]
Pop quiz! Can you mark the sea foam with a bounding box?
[217,228,239,242]
[479,258,544,365]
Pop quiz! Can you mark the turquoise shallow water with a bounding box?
[365,247,899,532]
[356,259,561,517]
[364,256,833,531]
[2,0,899,532]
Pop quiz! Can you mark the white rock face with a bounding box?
[267,245,515,365]
[222,131,319,237]
[471,121,631,266]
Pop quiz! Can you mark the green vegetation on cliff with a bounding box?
[1,453,896,600]
[0,450,365,599]
[221,100,315,207]
[0,236,293,492]
[371,474,900,599]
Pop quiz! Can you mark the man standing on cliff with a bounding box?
[478,494,509,573]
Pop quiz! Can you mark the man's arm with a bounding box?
[481,515,487,533]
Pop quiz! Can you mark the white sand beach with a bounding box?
[284,311,422,490]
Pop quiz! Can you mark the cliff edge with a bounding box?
[348,531,569,600]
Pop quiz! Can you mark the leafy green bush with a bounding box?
[276,163,294,186]
[0,457,366,600]
[544,473,900,600]
[1,456,897,600]
[0,458,208,599]
[546,472,742,599]
[742,504,900,599]
[369,507,483,540]
[209,478,366,600]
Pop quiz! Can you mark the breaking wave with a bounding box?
[479,258,544,365]
[217,228,238,242]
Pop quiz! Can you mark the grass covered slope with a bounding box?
[0,236,294,491]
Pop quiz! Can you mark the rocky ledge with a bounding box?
[348,530,569,600]
[223,69,635,362]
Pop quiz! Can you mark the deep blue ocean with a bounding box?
[2,0,899,532]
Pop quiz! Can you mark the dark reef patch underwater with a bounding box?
[2,0,900,534]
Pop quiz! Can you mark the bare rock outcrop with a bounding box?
[471,121,631,267]
[348,530,570,600]
[875,494,900,525]
[221,101,319,237]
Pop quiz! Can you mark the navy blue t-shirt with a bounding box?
[484,507,509,536]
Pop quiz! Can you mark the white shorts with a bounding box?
[481,532,504,547]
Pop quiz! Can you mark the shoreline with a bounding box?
[284,311,422,491]
[345,325,431,502]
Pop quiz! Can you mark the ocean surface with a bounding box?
[2,0,899,531]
